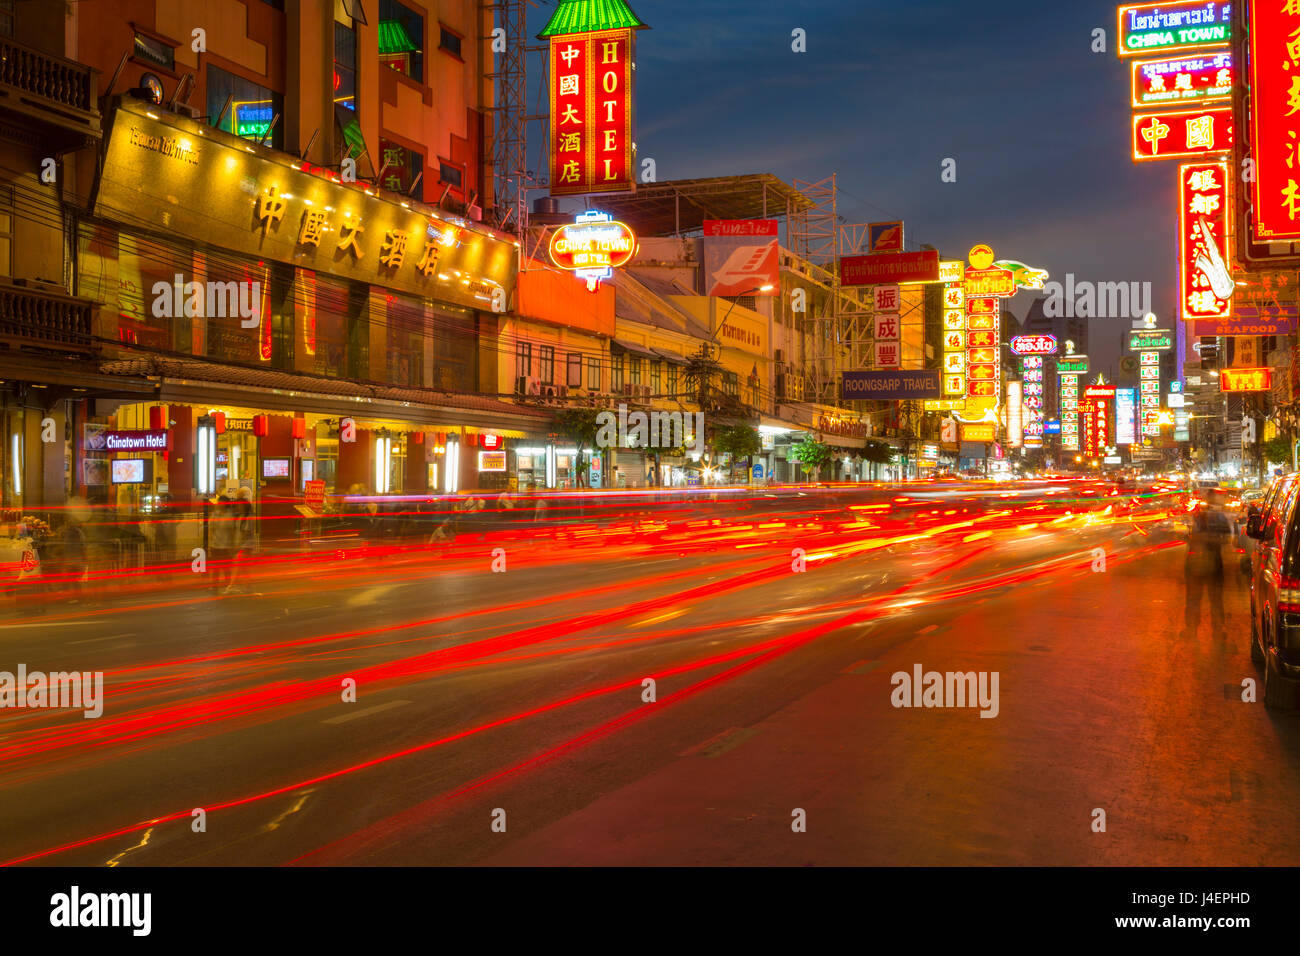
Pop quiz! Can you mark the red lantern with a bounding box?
[253,414,269,437]
[466,433,478,448]
[291,418,306,439]
[149,406,166,430]
[212,411,226,434]
[411,431,424,444]
[435,431,446,445]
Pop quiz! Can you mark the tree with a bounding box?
[861,439,895,465]
[1263,435,1293,465]
[713,425,761,460]
[553,406,604,487]
[789,436,831,478]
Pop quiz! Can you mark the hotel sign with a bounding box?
[102,429,169,451]
[547,29,636,196]
[95,101,516,312]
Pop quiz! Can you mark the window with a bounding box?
[378,139,423,199]
[538,345,555,384]
[567,353,582,388]
[587,357,601,391]
[667,365,679,397]
[611,353,624,391]
[334,20,358,113]
[438,161,463,191]
[379,0,424,82]
[208,65,283,149]
[723,371,739,396]
[0,187,12,278]
[650,362,661,396]
[0,1,13,37]
[439,26,462,58]
[133,33,175,72]
[515,341,532,381]
[628,356,642,385]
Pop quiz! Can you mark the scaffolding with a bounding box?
[484,0,530,235]
[788,174,873,409]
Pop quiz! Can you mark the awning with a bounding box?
[612,338,657,358]
[651,348,688,365]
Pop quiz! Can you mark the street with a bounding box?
[0,482,1286,867]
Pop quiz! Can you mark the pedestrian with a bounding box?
[1184,495,1230,639]
[208,491,237,592]
[225,487,254,593]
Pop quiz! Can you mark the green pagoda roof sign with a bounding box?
[538,0,648,38]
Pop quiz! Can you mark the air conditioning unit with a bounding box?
[540,383,559,399]
[526,376,543,396]
[622,383,634,397]
[640,385,652,402]
[173,103,201,120]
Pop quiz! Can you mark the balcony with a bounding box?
[0,281,94,354]
[0,37,99,145]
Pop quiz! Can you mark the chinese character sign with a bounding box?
[549,29,635,196]
[1132,107,1232,161]
[1179,161,1231,322]
[1245,0,1300,242]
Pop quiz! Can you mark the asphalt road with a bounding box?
[0,481,1286,866]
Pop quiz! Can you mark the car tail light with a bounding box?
[1280,575,1300,614]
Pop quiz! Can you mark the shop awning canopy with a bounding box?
[99,355,553,431]
[651,347,688,365]
[611,338,657,358]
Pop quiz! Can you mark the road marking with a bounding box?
[0,620,107,630]
[679,726,758,758]
[634,608,685,628]
[321,699,411,725]
[69,634,131,644]
[843,660,882,675]
[918,624,940,635]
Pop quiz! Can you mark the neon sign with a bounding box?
[1117,1,1232,58]
[548,210,637,290]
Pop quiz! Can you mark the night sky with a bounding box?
[529,0,1176,377]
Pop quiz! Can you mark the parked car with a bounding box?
[1247,473,1300,706]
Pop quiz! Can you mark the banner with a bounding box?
[702,220,779,297]
[841,370,941,401]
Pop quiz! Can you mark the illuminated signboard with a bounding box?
[1178,161,1231,323]
[1131,51,1231,108]
[1010,334,1058,356]
[1056,357,1089,374]
[480,434,503,451]
[938,260,964,284]
[543,1,645,197]
[233,100,274,140]
[963,267,1016,298]
[1127,329,1174,350]
[960,423,997,442]
[103,429,169,451]
[1245,0,1300,242]
[1117,1,1231,57]
[941,272,966,396]
[1117,387,1138,445]
[548,210,637,290]
[1132,107,1232,161]
[1022,356,1045,439]
[478,451,507,472]
[1219,367,1272,392]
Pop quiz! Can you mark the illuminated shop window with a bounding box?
[379,0,424,82]
[207,65,283,149]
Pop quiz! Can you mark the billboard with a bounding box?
[548,28,636,196]
[1244,0,1300,242]
[701,219,778,297]
[1127,329,1174,350]
[841,370,941,400]
[1010,334,1058,356]
[1132,107,1232,161]
[868,221,904,254]
[1117,387,1138,445]
[840,250,939,286]
[1178,161,1232,323]
[1130,51,1232,108]
[1117,1,1231,57]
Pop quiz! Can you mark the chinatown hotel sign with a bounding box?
[540,0,648,196]
[93,100,515,311]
